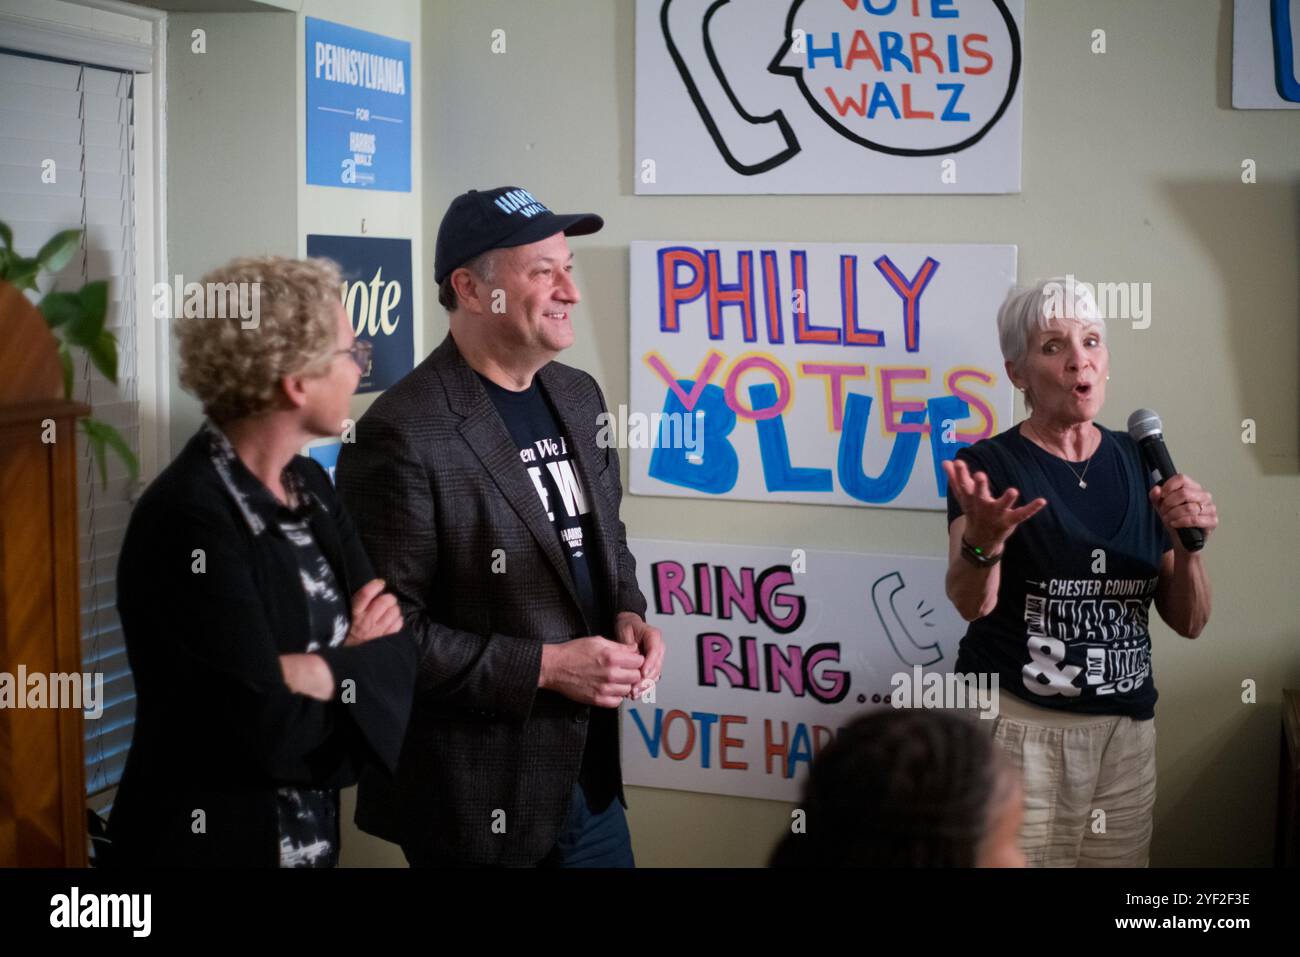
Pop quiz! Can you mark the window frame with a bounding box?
[0,0,170,811]
[0,0,171,479]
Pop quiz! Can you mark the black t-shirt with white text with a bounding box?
[478,373,607,631]
[479,373,620,812]
[946,424,1172,720]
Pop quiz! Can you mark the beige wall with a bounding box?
[166,9,298,451]
[161,0,1298,867]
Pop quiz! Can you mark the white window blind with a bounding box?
[0,50,141,798]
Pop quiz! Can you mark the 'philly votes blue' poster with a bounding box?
[305,17,411,191]
[307,234,414,395]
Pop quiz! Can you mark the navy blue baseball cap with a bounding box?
[434,186,604,284]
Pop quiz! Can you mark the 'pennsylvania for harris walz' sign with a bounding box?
[306,17,411,191]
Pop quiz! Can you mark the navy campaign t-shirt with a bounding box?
[479,373,620,812]
[946,423,1172,720]
[478,373,607,631]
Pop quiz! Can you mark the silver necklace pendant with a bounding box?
[1024,421,1094,490]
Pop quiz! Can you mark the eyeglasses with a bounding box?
[335,339,373,374]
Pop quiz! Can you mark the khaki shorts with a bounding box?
[990,687,1157,868]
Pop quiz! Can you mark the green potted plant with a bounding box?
[0,220,139,487]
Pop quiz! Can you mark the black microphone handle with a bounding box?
[1138,436,1206,552]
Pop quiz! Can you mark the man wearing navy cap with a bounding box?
[337,187,664,867]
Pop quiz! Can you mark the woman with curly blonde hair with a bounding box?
[107,256,417,867]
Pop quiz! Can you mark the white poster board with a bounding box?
[627,240,1016,510]
[1232,0,1300,109]
[635,0,1025,194]
[619,538,968,801]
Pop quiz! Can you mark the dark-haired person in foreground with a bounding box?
[942,277,1216,867]
[770,709,1024,867]
[107,256,417,867]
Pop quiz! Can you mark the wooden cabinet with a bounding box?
[0,281,89,866]
[1279,689,1300,867]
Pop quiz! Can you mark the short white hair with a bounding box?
[997,276,1107,375]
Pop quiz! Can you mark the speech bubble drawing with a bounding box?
[768,0,1021,157]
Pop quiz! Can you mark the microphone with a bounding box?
[1127,409,1205,552]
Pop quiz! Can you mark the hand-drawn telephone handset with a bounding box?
[659,0,801,175]
[871,571,943,668]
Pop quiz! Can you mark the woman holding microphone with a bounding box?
[942,277,1217,867]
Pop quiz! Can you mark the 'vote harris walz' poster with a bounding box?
[636,0,1024,193]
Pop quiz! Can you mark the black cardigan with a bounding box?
[105,430,418,866]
